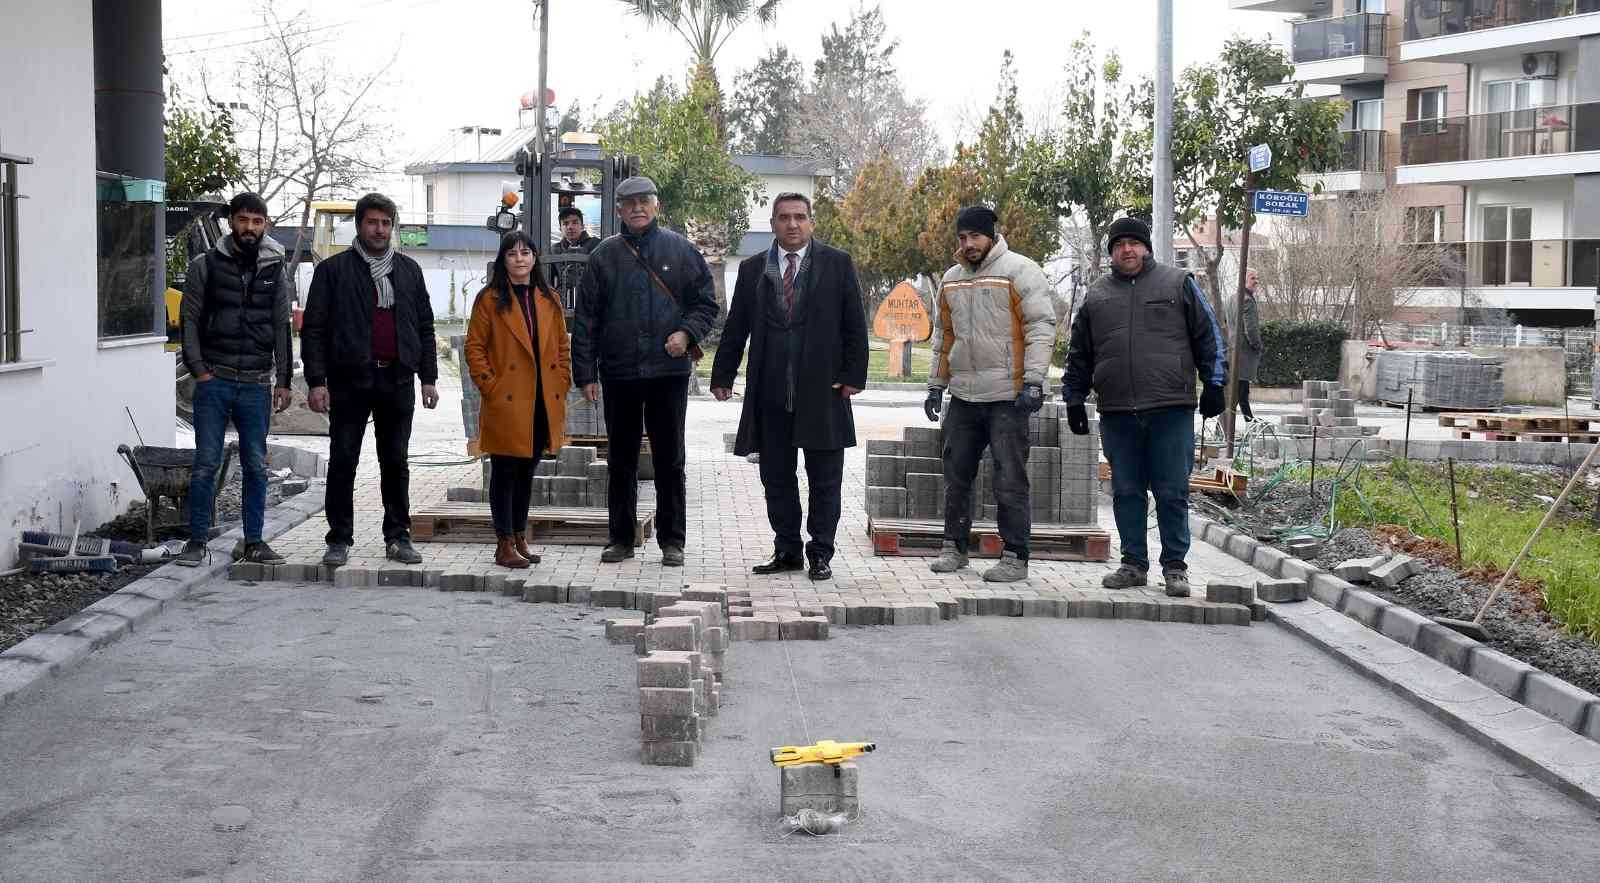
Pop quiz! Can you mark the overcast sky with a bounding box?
[163,0,1290,191]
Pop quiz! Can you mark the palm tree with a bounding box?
[615,0,783,136]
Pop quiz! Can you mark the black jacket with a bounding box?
[712,240,868,453]
[1062,256,1227,414]
[572,221,719,386]
[180,234,293,387]
[550,231,599,300]
[301,246,438,388]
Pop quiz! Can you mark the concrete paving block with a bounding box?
[645,621,699,653]
[639,687,698,718]
[1285,537,1326,560]
[333,568,372,588]
[1278,558,1317,584]
[1333,556,1388,583]
[1307,573,1351,608]
[822,603,848,626]
[1204,603,1251,627]
[1413,622,1479,673]
[606,618,646,644]
[1370,555,1420,589]
[591,588,634,608]
[525,583,564,604]
[936,599,960,621]
[1467,647,1535,700]
[636,591,682,614]
[730,618,779,641]
[1223,533,1258,562]
[1249,544,1290,578]
[439,573,479,592]
[1337,588,1390,629]
[780,617,829,640]
[1255,579,1309,603]
[228,562,265,582]
[1375,605,1432,648]
[641,740,699,766]
[377,569,421,588]
[1112,596,1158,621]
[1522,672,1599,733]
[641,714,700,742]
[566,584,592,605]
[681,585,728,606]
[637,653,696,690]
[702,626,729,653]
[1205,582,1253,606]
[1069,594,1114,619]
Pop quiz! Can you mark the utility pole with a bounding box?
[533,0,551,246]
[1154,0,1174,265]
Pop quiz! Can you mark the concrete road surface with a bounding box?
[1,582,1596,882]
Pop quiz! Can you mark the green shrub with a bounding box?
[1257,320,1347,386]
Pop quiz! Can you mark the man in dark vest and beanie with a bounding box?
[925,205,1056,583]
[1062,216,1227,598]
[302,192,440,568]
[176,192,295,567]
[711,192,869,581]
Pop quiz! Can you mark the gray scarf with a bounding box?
[357,240,396,309]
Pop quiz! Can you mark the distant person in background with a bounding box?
[466,231,570,570]
[302,192,440,568]
[552,205,599,311]
[1236,267,1264,422]
[176,191,295,567]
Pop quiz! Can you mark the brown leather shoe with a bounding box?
[495,536,530,569]
[513,532,541,565]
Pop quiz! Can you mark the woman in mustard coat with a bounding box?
[465,231,571,568]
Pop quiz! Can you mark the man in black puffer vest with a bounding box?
[177,192,294,567]
[1062,217,1228,598]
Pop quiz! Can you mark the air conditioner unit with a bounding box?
[1522,52,1559,79]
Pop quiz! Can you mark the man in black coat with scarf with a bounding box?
[711,192,868,581]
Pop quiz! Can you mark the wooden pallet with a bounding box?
[1438,412,1600,434]
[412,502,654,546]
[567,435,652,461]
[867,517,1111,561]
[1453,429,1600,444]
[1099,463,1247,496]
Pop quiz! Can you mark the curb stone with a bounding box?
[1190,511,1600,808]
[0,468,329,712]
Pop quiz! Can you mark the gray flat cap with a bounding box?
[616,176,658,198]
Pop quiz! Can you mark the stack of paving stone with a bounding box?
[1275,380,1379,439]
[779,762,860,820]
[1374,350,1504,410]
[565,388,606,437]
[530,446,609,507]
[865,402,1100,526]
[636,591,728,766]
[451,336,606,446]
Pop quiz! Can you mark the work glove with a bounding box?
[924,387,944,423]
[1199,383,1226,419]
[1014,383,1044,414]
[1066,403,1089,436]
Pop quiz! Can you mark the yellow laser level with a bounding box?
[769,740,876,768]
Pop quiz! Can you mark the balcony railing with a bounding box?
[1405,0,1600,41]
[1412,239,1600,287]
[1330,129,1387,173]
[1293,13,1388,63]
[1400,101,1600,164]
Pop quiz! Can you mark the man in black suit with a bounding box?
[711,193,868,581]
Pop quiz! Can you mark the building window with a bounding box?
[1409,87,1447,132]
[425,183,435,223]
[0,149,32,363]
[1407,206,1444,243]
[96,172,164,339]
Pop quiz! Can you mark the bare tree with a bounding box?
[198,11,395,292]
[1252,191,1448,336]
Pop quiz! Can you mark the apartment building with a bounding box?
[1235,0,1600,325]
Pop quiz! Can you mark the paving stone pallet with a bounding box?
[865,516,1111,561]
[1098,462,1248,496]
[410,502,656,546]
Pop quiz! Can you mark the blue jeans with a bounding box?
[189,378,271,543]
[1099,407,1194,572]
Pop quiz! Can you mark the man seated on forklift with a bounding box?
[552,205,598,311]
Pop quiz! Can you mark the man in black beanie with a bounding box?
[925,205,1056,583]
[1060,216,1227,597]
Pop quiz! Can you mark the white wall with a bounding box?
[744,173,814,235]
[1465,177,1572,239]
[0,0,174,566]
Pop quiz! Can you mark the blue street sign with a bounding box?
[1248,143,1272,173]
[1253,190,1308,216]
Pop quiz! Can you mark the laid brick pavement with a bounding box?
[259,372,1273,626]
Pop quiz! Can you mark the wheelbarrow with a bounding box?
[116,442,237,545]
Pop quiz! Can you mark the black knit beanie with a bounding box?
[956,205,998,239]
[1106,216,1153,255]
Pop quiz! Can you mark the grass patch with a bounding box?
[1321,459,1600,640]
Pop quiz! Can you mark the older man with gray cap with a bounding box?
[573,176,720,567]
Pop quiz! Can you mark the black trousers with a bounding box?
[602,375,688,550]
[325,365,415,546]
[1236,380,1254,420]
[941,397,1031,559]
[489,455,536,537]
[758,408,845,562]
